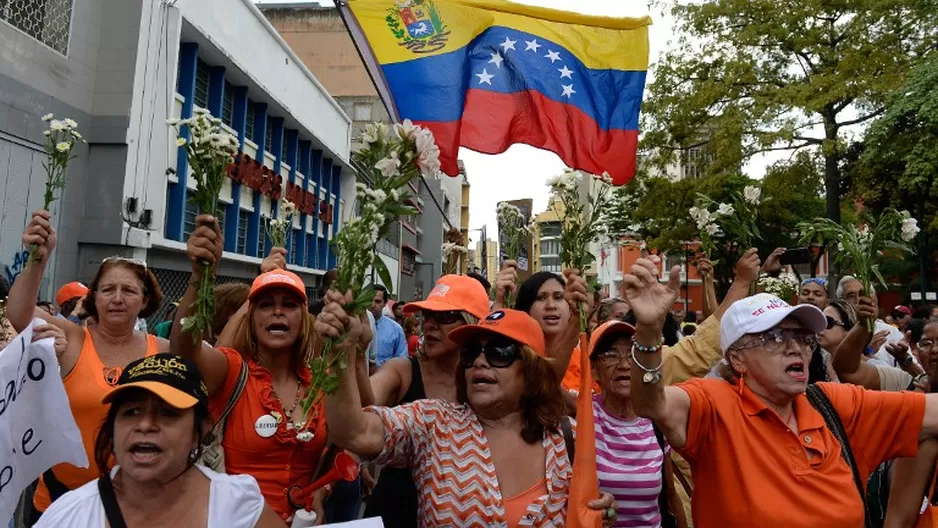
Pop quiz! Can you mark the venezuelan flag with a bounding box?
[342,0,650,185]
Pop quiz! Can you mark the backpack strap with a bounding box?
[806,384,873,528]
[560,416,575,464]
[43,468,70,502]
[97,477,128,528]
[653,425,678,528]
[203,361,249,446]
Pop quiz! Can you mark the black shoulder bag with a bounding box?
[97,477,128,528]
[561,416,575,463]
[805,384,874,528]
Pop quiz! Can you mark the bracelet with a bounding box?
[633,341,663,354]
[631,343,664,384]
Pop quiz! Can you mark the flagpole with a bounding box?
[335,0,402,122]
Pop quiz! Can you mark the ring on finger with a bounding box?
[604,507,616,519]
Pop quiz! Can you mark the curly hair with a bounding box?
[455,345,565,444]
[228,295,316,367]
[83,259,163,320]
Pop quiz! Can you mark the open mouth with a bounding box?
[129,442,163,463]
[785,362,807,382]
[424,334,441,345]
[266,322,290,336]
[471,374,496,386]
[542,314,561,325]
[613,374,630,382]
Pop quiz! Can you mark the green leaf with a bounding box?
[373,253,394,295]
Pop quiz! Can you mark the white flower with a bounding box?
[63,118,77,129]
[600,172,613,184]
[744,186,761,205]
[296,431,314,442]
[55,142,71,152]
[280,200,297,219]
[689,206,713,230]
[193,107,210,116]
[41,113,54,122]
[394,119,419,140]
[167,118,180,126]
[70,130,83,140]
[49,120,66,131]
[176,138,186,147]
[43,130,51,136]
[361,123,380,145]
[704,223,719,236]
[375,151,401,177]
[716,203,735,216]
[901,217,920,242]
[858,224,870,240]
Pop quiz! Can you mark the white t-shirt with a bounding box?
[36,465,265,528]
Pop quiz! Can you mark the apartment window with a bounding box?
[257,230,267,259]
[221,81,235,127]
[2,0,73,55]
[245,100,256,142]
[353,103,372,122]
[236,212,249,254]
[541,256,562,273]
[540,238,560,257]
[194,60,210,109]
[401,249,416,276]
[540,222,561,238]
[290,229,298,265]
[281,132,289,163]
[182,202,198,240]
[265,119,274,154]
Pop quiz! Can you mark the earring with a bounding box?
[737,376,745,395]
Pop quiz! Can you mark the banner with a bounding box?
[0,320,87,525]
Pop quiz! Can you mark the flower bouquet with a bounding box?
[496,201,531,308]
[690,185,762,297]
[31,114,85,263]
[442,228,467,275]
[759,272,799,303]
[264,199,297,248]
[301,120,432,407]
[798,208,919,331]
[169,109,240,343]
[547,169,613,333]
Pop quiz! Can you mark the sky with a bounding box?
[256,0,785,245]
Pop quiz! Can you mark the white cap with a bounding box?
[720,293,826,352]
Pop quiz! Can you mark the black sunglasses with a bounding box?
[460,338,522,369]
[421,310,463,325]
[826,316,845,330]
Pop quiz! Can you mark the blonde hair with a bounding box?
[229,300,317,368]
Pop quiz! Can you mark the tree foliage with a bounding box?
[642,0,938,231]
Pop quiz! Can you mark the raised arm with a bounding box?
[170,215,231,396]
[626,257,692,449]
[831,296,881,389]
[696,258,718,320]
[318,290,387,458]
[491,260,518,311]
[368,358,412,407]
[546,269,591,380]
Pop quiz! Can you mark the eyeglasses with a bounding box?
[421,310,463,325]
[826,316,845,330]
[460,338,522,369]
[734,328,817,353]
[102,256,148,269]
[594,347,632,367]
[919,339,938,350]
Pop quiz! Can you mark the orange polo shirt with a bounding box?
[677,379,925,528]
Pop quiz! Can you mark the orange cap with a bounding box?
[448,309,546,357]
[588,320,636,359]
[403,275,489,319]
[249,270,308,304]
[56,282,89,307]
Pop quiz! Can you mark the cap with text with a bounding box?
[249,270,308,304]
[448,309,546,357]
[102,354,208,410]
[403,274,490,319]
[721,293,827,352]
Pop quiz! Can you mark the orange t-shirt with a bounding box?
[34,329,159,511]
[561,346,601,394]
[504,477,549,528]
[211,347,328,524]
[677,379,925,528]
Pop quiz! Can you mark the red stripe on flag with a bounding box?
[417,89,639,185]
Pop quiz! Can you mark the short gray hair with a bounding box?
[836,275,874,299]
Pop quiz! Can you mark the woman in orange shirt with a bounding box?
[174,216,331,525]
[6,210,167,522]
[626,256,938,528]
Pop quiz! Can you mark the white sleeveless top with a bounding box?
[35,465,266,528]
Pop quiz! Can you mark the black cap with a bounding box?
[102,354,208,409]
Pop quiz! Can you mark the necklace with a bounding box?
[271,377,303,428]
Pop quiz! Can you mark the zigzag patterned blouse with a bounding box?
[367,399,573,527]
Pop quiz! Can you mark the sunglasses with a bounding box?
[421,310,463,325]
[826,316,845,330]
[734,328,818,352]
[102,256,148,269]
[801,278,828,288]
[460,338,522,369]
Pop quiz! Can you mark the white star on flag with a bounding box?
[558,65,574,79]
[476,69,495,85]
[488,51,504,69]
[544,50,561,63]
[500,37,517,52]
[525,39,542,52]
[561,84,576,98]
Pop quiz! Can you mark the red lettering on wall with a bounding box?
[228,154,332,225]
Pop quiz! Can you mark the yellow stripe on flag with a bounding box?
[347,0,651,71]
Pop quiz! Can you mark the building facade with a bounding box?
[0,0,352,322]
[260,2,470,301]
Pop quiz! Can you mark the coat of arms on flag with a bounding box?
[386,0,450,53]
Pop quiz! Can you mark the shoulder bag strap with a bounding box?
[653,425,678,528]
[560,416,575,464]
[97,478,128,528]
[204,361,249,445]
[43,468,70,502]
[806,384,874,528]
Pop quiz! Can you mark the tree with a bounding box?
[844,56,938,293]
[642,0,938,242]
[604,155,825,292]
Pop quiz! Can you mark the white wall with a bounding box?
[438,172,464,230]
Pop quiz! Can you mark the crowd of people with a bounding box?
[3,206,938,528]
